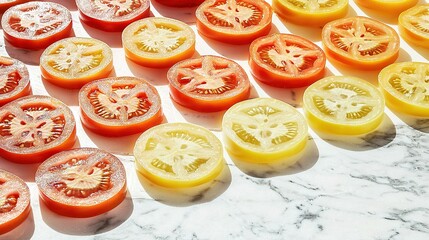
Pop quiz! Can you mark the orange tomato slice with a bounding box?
[399,4,429,48]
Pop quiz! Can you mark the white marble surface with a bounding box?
[1,0,429,239]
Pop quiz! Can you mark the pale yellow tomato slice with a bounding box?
[222,98,308,164]
[379,62,429,117]
[272,0,348,27]
[134,123,224,188]
[399,4,429,48]
[354,0,418,15]
[303,76,385,135]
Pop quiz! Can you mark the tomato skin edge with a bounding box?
[39,184,127,218]
[0,0,30,13]
[354,0,418,15]
[3,22,72,50]
[0,201,31,235]
[0,81,32,107]
[398,24,429,48]
[0,127,77,163]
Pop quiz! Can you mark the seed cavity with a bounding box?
[135,25,185,53]
[0,71,21,94]
[0,193,19,213]
[204,0,262,29]
[287,0,338,10]
[92,0,142,17]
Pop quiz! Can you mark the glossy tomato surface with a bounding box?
[249,33,326,88]
[0,56,31,106]
[1,1,72,50]
[168,55,250,112]
[222,98,308,164]
[79,76,163,136]
[399,4,429,48]
[134,123,225,188]
[379,62,429,117]
[35,148,127,218]
[40,37,113,89]
[303,76,385,135]
[196,0,272,44]
[153,0,205,7]
[0,95,76,163]
[354,0,418,15]
[76,0,150,32]
[272,0,348,26]
[122,17,196,68]
[0,169,30,235]
[322,16,400,70]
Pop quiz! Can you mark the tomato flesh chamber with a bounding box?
[8,6,63,36]
[0,71,21,95]
[133,24,186,54]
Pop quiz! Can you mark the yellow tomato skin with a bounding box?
[303,76,385,136]
[398,5,429,48]
[272,0,348,27]
[379,62,429,117]
[354,0,418,15]
[222,98,308,164]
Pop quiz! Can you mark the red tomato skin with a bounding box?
[0,204,30,234]
[0,79,32,107]
[153,0,205,7]
[78,8,150,32]
[0,0,29,13]
[39,184,127,218]
[3,22,72,50]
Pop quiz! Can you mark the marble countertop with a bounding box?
[1,0,429,239]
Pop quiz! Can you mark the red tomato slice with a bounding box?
[0,0,28,13]
[195,0,273,44]
[35,148,127,218]
[321,16,400,70]
[0,56,31,106]
[168,55,251,112]
[1,1,72,50]
[0,95,76,163]
[79,76,164,136]
[0,169,31,235]
[153,0,205,7]
[76,0,150,32]
[249,33,326,88]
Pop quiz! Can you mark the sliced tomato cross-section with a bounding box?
[0,169,31,235]
[0,95,76,163]
[195,0,273,44]
[399,4,429,48]
[153,0,205,7]
[0,0,29,13]
[76,0,150,32]
[303,76,385,135]
[168,55,251,112]
[79,76,164,136]
[272,0,349,26]
[222,98,308,163]
[122,17,196,68]
[1,1,72,50]
[0,56,31,107]
[322,16,400,70]
[134,123,225,188]
[35,148,127,218]
[40,37,114,89]
[249,33,326,88]
[379,62,429,117]
[354,0,418,15]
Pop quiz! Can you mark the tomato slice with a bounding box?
[272,0,348,27]
[378,62,429,117]
[40,37,114,89]
[249,33,326,88]
[321,16,400,70]
[153,0,205,7]
[122,17,196,68]
[399,4,429,48]
[0,169,30,235]
[0,95,77,163]
[303,76,385,135]
[0,0,28,13]
[1,1,72,50]
[76,0,150,32]
[195,0,273,44]
[222,98,308,163]
[35,148,127,218]
[0,56,31,107]
[134,123,225,188]
[79,76,164,136]
[354,0,418,15]
[168,55,251,112]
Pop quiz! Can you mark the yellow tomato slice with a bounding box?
[354,0,418,15]
[134,123,224,188]
[222,98,308,164]
[122,17,196,68]
[379,62,429,117]
[303,76,385,135]
[40,37,113,89]
[399,4,429,48]
[272,0,348,26]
